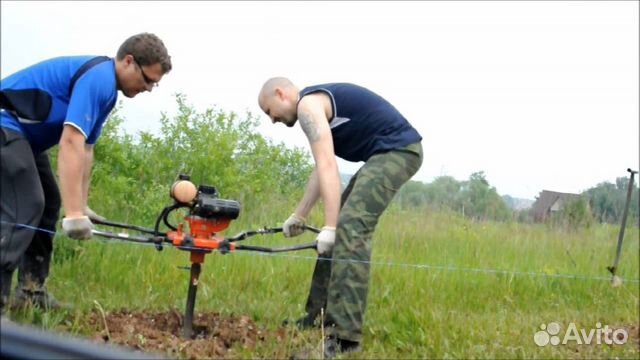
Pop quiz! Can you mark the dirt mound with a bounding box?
[86,309,285,359]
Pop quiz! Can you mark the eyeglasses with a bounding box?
[133,57,159,88]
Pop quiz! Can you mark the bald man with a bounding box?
[258,78,423,358]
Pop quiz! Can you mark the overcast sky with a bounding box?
[2,1,638,199]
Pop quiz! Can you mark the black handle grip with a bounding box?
[93,218,160,236]
[235,241,317,253]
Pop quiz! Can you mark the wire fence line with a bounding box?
[2,220,639,284]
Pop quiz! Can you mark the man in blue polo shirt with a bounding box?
[258,78,423,358]
[0,33,172,312]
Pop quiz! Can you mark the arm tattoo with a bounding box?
[299,111,320,144]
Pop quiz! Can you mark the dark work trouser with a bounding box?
[0,128,60,310]
[303,142,423,342]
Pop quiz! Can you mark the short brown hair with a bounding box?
[117,33,172,74]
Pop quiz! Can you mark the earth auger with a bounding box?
[90,174,319,339]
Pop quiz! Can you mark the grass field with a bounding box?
[6,207,639,359]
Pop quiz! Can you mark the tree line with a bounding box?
[394,171,639,227]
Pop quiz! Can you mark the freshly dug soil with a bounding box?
[85,309,287,359]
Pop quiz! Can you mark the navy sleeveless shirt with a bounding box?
[298,83,421,162]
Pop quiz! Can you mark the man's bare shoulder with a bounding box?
[298,93,332,119]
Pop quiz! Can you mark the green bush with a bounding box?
[556,196,594,230]
[57,94,313,229]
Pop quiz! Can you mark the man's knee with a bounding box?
[335,214,376,258]
[338,211,372,236]
[338,198,384,234]
[3,183,45,226]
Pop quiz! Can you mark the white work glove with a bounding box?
[316,226,336,255]
[62,216,94,240]
[283,213,306,237]
[84,206,106,222]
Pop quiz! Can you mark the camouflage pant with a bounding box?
[304,141,423,342]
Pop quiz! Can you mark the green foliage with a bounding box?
[394,180,429,208]
[555,196,594,229]
[86,95,312,227]
[586,177,639,226]
[459,171,511,221]
[424,175,461,210]
[395,172,510,222]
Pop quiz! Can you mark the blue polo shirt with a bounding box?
[299,83,422,162]
[1,56,117,154]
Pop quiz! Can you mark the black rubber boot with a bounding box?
[13,286,68,310]
[14,254,69,310]
[282,313,320,330]
[323,336,361,358]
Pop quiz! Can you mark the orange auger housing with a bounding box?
[166,217,236,258]
[164,175,241,264]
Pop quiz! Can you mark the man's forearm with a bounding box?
[82,145,94,205]
[58,137,86,218]
[295,169,321,218]
[315,160,341,228]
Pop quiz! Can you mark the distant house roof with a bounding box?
[531,190,583,221]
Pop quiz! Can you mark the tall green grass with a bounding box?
[8,207,639,359]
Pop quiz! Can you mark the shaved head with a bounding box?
[258,76,300,127]
[259,77,294,103]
